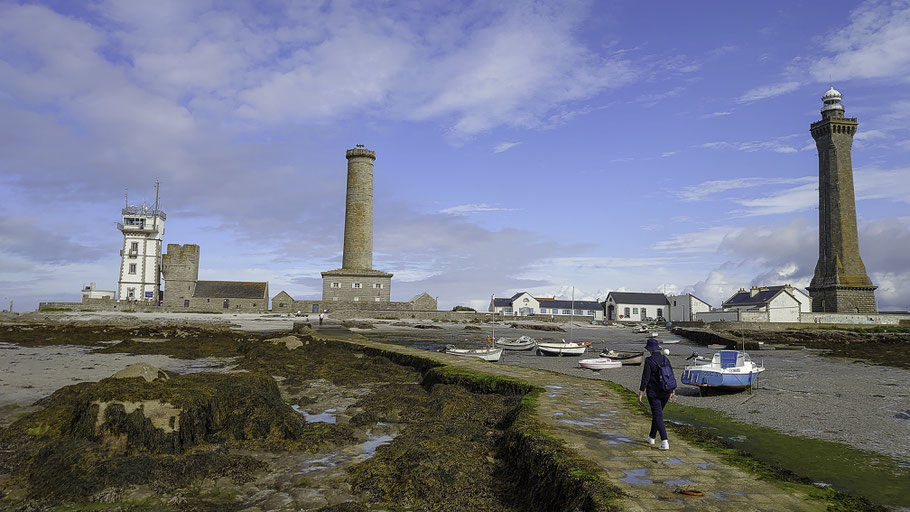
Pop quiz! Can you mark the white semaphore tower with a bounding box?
[117,182,166,304]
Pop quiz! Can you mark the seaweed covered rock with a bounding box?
[111,362,169,382]
[5,371,351,455]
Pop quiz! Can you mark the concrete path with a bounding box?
[329,329,824,512]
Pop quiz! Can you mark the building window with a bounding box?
[588,310,595,315]
[333,297,338,301]
[127,287,135,300]
[673,300,677,306]
[353,283,362,289]
[207,298,210,303]
[236,305,241,309]
[624,307,630,317]
[130,241,139,252]
[374,297,380,302]
[184,300,189,308]
[504,307,512,313]
[279,302,286,308]
[353,297,360,301]
[128,263,137,274]
[562,309,569,314]
[540,308,547,313]
[331,282,341,288]
[633,308,638,314]
[374,283,382,289]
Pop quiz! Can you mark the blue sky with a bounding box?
[2,0,909,312]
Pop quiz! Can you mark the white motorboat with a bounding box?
[578,358,621,370]
[443,345,504,362]
[681,350,765,391]
[498,335,538,351]
[536,341,588,356]
[658,337,681,344]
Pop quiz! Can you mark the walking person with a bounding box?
[319,310,325,326]
[638,338,676,450]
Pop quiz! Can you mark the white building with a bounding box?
[81,282,115,301]
[605,292,670,322]
[719,285,811,323]
[490,292,604,321]
[117,202,166,304]
[668,293,712,322]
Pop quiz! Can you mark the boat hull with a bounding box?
[445,347,504,362]
[681,367,764,389]
[579,358,621,370]
[599,350,643,365]
[536,343,587,356]
[498,336,537,350]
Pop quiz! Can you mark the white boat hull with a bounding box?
[536,343,587,356]
[498,336,538,351]
[578,358,621,370]
[444,346,504,362]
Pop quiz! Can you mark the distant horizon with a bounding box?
[2,1,909,313]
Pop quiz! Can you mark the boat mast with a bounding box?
[491,293,495,346]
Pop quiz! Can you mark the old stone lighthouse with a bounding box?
[321,146,393,303]
[807,87,877,313]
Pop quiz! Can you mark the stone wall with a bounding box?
[800,311,910,325]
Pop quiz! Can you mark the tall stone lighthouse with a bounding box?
[321,146,392,305]
[807,87,877,313]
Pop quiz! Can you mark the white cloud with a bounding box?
[440,203,518,215]
[678,177,815,202]
[701,111,732,118]
[661,151,677,158]
[809,0,910,82]
[493,141,521,153]
[697,139,801,154]
[652,226,743,253]
[736,81,801,103]
[854,129,888,141]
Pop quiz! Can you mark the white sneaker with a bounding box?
[647,437,656,445]
[659,440,670,450]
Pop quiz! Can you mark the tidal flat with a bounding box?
[0,321,531,511]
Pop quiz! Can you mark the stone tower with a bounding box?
[161,244,200,307]
[321,146,392,305]
[342,146,375,270]
[807,87,877,313]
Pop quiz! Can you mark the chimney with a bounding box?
[750,286,760,297]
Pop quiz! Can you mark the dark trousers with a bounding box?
[647,394,670,441]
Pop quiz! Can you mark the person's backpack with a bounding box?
[658,359,677,392]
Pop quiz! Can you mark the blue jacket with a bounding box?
[639,352,674,398]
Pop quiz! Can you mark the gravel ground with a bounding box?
[362,320,910,464]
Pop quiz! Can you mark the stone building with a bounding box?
[162,243,269,313]
[807,87,877,313]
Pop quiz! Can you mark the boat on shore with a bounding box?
[443,345,504,362]
[599,349,643,365]
[498,335,538,351]
[536,340,587,356]
[681,350,765,391]
[578,358,621,370]
[707,343,727,350]
[657,337,681,344]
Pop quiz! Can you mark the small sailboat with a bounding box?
[444,294,504,361]
[537,340,588,356]
[681,350,765,391]
[443,344,504,362]
[537,287,588,356]
[599,349,643,365]
[578,358,621,370]
[498,335,538,351]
